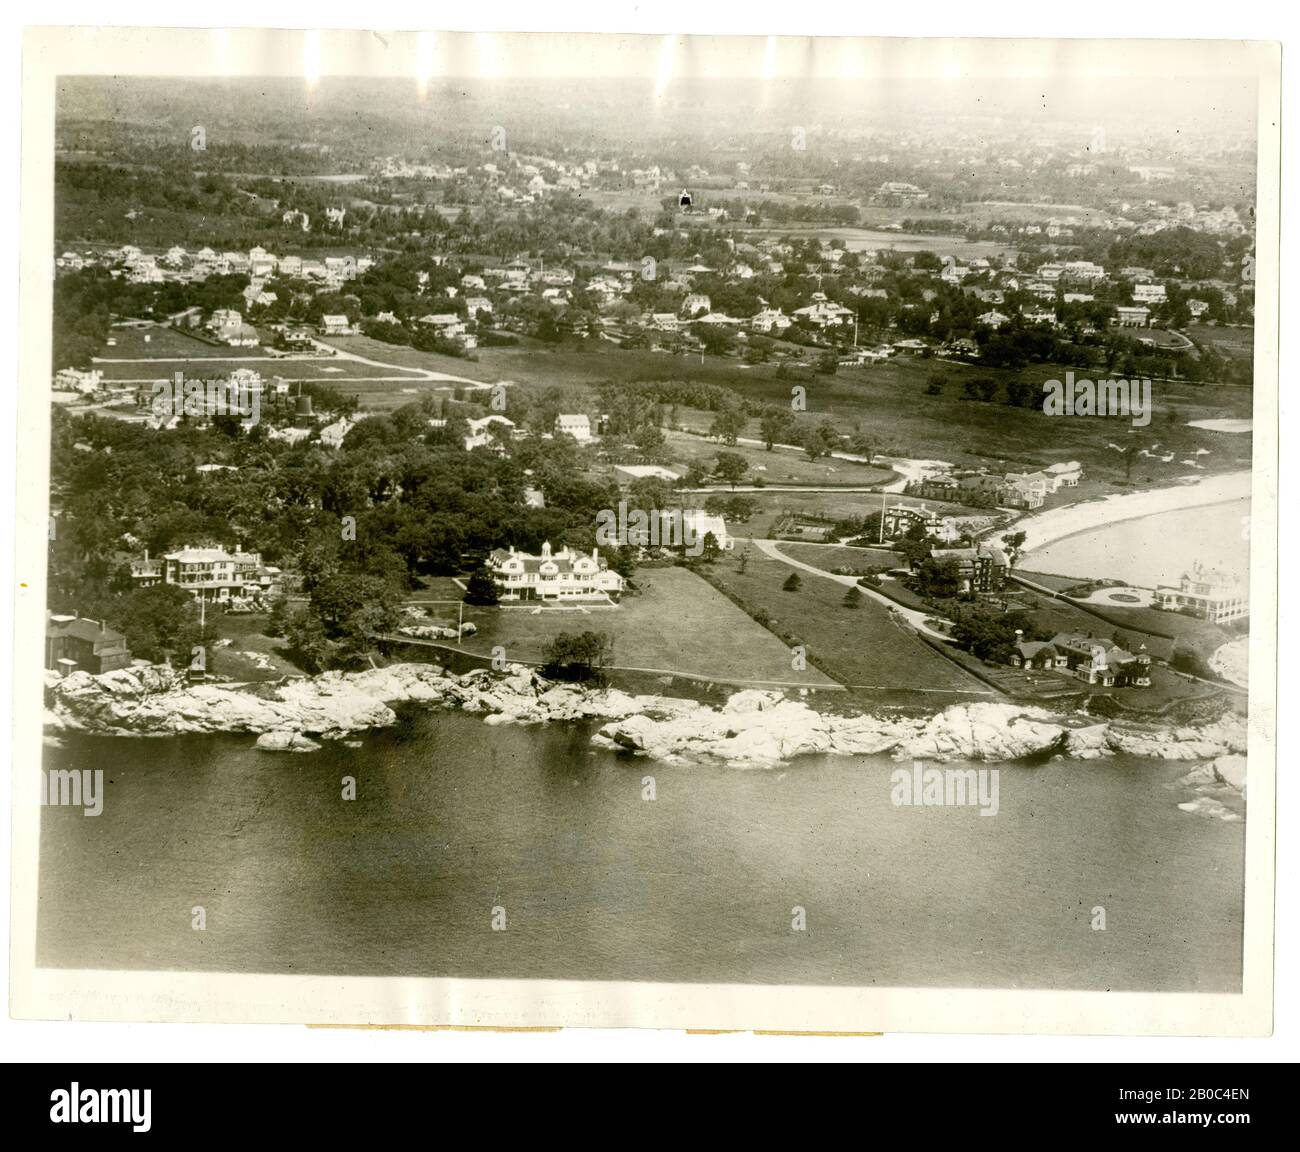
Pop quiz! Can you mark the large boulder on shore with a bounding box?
[44,662,448,737]
[255,730,322,753]
[903,702,1066,762]
[1104,714,1246,760]
[592,695,1070,767]
[1211,753,1247,793]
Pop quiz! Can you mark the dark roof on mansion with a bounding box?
[488,545,600,575]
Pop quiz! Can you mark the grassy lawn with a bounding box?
[701,549,993,698]
[728,491,882,540]
[665,355,1252,486]
[94,356,413,383]
[777,543,902,572]
[1186,323,1254,359]
[154,332,1252,499]
[441,566,837,688]
[204,612,300,681]
[322,335,503,382]
[103,324,264,359]
[662,430,895,488]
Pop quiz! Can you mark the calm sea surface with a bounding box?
[38,706,1243,991]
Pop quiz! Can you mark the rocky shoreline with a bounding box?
[45,662,1247,783]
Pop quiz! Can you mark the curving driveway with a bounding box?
[750,538,954,642]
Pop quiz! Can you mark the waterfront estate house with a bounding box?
[131,544,279,605]
[1043,461,1083,490]
[957,472,1011,507]
[1002,471,1051,510]
[554,414,593,442]
[881,503,961,543]
[45,613,133,676]
[1045,633,1151,687]
[929,544,1009,594]
[487,542,625,602]
[910,474,964,503]
[1155,563,1249,623]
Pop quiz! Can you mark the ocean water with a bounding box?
[37,708,1244,991]
[1024,498,1251,588]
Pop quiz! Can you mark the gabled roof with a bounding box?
[46,616,127,647]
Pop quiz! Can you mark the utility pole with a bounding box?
[879,491,887,545]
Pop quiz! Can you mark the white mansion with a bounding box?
[1155,563,1249,624]
[130,544,280,605]
[486,542,625,602]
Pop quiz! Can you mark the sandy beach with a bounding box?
[1015,470,1253,554]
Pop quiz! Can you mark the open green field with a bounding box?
[321,335,502,381]
[104,324,264,360]
[93,355,421,384]
[662,429,895,488]
[1187,323,1255,358]
[678,357,1253,484]
[201,611,300,681]
[89,323,1253,499]
[778,543,902,572]
[701,549,993,698]
[420,566,837,689]
[277,337,1252,493]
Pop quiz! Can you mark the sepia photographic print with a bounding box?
[10,27,1278,1035]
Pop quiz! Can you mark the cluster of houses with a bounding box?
[909,461,1082,511]
[57,244,375,296]
[425,412,592,452]
[1009,630,1152,688]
